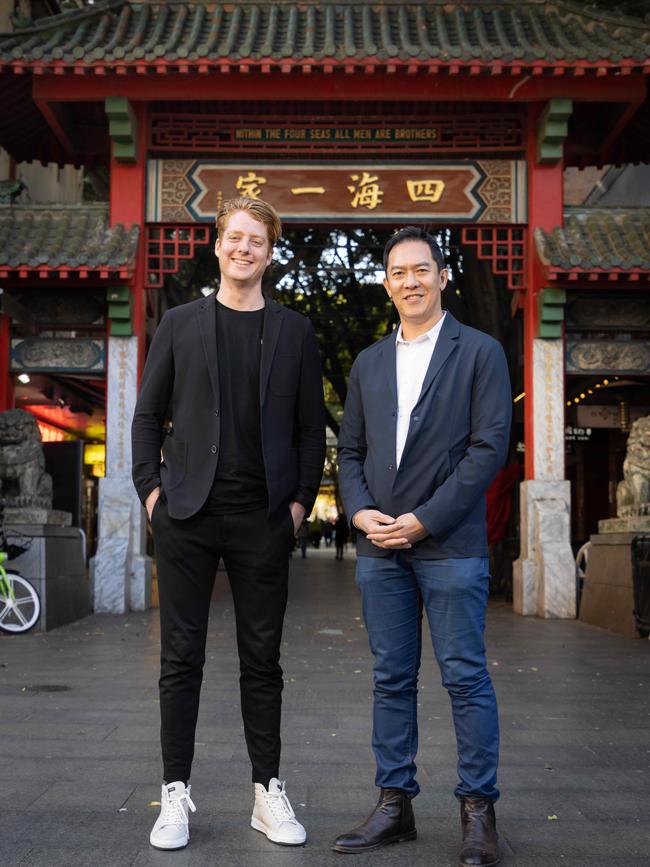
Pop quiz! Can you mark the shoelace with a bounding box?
[161,789,196,827]
[264,783,298,825]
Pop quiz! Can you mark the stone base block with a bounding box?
[93,536,130,614]
[579,532,641,638]
[5,524,89,631]
[513,557,536,616]
[513,480,576,619]
[92,476,151,614]
[130,555,152,611]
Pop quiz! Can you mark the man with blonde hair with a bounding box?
[132,196,325,850]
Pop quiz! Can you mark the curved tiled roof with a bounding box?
[0,204,139,271]
[535,208,650,272]
[0,0,648,70]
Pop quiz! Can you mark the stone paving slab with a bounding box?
[2,548,650,866]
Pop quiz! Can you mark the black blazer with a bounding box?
[131,295,326,520]
[338,312,512,559]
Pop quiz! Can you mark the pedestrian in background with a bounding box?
[297,519,310,559]
[334,513,349,560]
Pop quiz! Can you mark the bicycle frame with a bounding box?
[0,553,14,603]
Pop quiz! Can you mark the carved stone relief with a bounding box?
[566,340,650,374]
[10,338,105,373]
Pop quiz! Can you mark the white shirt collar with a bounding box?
[395,311,446,345]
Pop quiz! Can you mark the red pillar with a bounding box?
[0,314,14,412]
[109,101,148,378]
[524,105,563,480]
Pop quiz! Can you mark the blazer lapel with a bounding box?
[381,331,398,408]
[197,295,220,406]
[416,312,460,405]
[260,298,283,404]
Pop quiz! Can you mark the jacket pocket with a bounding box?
[161,438,188,490]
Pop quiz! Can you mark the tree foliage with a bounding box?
[163,225,518,437]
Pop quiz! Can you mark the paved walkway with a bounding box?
[2,548,650,866]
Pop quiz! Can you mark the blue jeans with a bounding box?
[356,553,499,800]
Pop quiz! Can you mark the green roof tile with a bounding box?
[0,1,648,68]
[536,208,650,272]
[0,204,139,271]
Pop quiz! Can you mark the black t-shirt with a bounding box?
[205,299,267,514]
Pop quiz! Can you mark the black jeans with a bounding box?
[151,495,294,787]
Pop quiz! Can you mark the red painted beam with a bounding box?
[32,71,646,104]
[0,314,14,412]
[32,94,77,162]
[600,96,646,164]
[0,266,132,279]
[523,105,564,482]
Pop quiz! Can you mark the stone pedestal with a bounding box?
[513,480,576,618]
[92,336,152,613]
[579,532,640,638]
[598,516,650,534]
[6,524,89,631]
[4,507,71,525]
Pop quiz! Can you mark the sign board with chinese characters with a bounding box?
[576,404,649,429]
[565,425,593,443]
[146,160,527,224]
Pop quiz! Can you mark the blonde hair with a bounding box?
[215,196,282,247]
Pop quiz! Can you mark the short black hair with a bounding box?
[383,226,445,273]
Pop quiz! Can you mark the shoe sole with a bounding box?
[332,828,417,853]
[149,839,188,851]
[250,817,306,846]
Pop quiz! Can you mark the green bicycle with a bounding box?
[0,544,40,634]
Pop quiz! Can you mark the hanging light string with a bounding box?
[566,376,619,407]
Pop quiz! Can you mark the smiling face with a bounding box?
[214,209,273,292]
[383,239,448,338]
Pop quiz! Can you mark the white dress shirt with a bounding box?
[395,312,446,467]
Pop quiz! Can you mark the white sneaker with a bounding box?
[149,781,196,850]
[251,778,306,846]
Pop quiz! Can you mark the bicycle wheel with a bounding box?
[0,572,41,633]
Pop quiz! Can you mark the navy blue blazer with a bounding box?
[338,312,512,559]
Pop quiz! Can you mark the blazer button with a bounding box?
[214,409,219,416]
[211,445,217,454]
[389,464,394,470]
[412,415,419,421]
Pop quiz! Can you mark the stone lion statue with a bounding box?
[0,409,53,508]
[617,415,650,518]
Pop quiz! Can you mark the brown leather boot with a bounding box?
[332,788,416,853]
[459,797,500,866]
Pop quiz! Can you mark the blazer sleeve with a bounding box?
[131,311,174,505]
[413,339,512,540]
[292,321,326,515]
[337,357,377,521]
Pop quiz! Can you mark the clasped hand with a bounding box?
[352,509,428,549]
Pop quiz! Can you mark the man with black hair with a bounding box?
[335,226,511,867]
